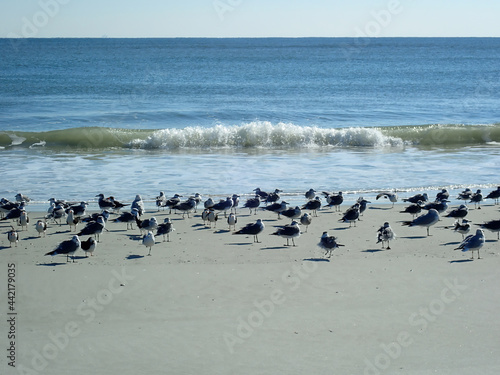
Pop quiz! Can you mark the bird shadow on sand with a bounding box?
[369,206,393,211]
[0,245,12,250]
[214,229,231,234]
[37,262,68,266]
[332,227,353,231]
[303,258,330,262]
[441,241,461,246]
[126,254,144,260]
[261,246,290,250]
[401,236,428,239]
[362,249,386,253]
[448,259,474,264]
[486,239,499,243]
[126,234,143,241]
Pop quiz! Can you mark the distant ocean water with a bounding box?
[1,38,499,211]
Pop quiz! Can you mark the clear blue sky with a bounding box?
[2,0,499,38]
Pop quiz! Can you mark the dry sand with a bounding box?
[1,199,500,375]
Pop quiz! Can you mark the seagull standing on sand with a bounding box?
[142,231,155,256]
[302,197,321,217]
[323,192,343,211]
[376,191,398,207]
[478,219,500,240]
[136,216,158,234]
[454,229,485,259]
[377,222,396,249]
[66,209,80,231]
[271,220,301,246]
[318,232,344,258]
[484,186,500,204]
[81,237,97,257]
[45,235,81,262]
[281,206,302,221]
[402,208,439,236]
[157,218,175,241]
[212,197,233,218]
[96,194,115,211]
[403,193,428,204]
[172,197,196,218]
[469,189,483,209]
[227,213,237,231]
[436,189,449,201]
[233,219,265,243]
[265,189,282,205]
[264,201,288,219]
[445,205,468,219]
[340,203,360,227]
[400,202,423,218]
[300,213,312,232]
[305,188,316,200]
[114,208,139,230]
[19,211,29,231]
[131,194,145,216]
[15,193,31,203]
[357,197,371,217]
[156,191,167,211]
[7,226,19,247]
[231,194,240,213]
[35,220,48,237]
[243,196,261,215]
[78,216,106,242]
[207,210,218,228]
[452,219,470,239]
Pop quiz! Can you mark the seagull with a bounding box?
[15,193,31,203]
[452,219,470,239]
[156,191,167,211]
[436,189,449,201]
[340,203,360,227]
[300,213,312,232]
[478,219,500,240]
[305,188,316,200]
[18,211,29,231]
[0,202,26,222]
[454,229,485,259]
[131,194,145,216]
[204,197,215,209]
[227,213,237,231]
[264,201,289,219]
[77,216,106,242]
[136,216,158,234]
[265,189,282,205]
[281,206,302,221]
[469,189,483,209]
[172,197,196,218]
[201,209,211,226]
[82,210,111,223]
[253,188,269,200]
[114,208,140,230]
[66,201,88,217]
[402,208,439,236]
[81,237,96,257]
[423,199,449,214]
[445,205,468,219]
[207,210,218,228]
[323,191,343,212]
[193,193,203,212]
[484,186,500,204]
[377,222,396,249]
[302,197,321,217]
[157,218,175,241]
[243,196,261,215]
[212,197,233,218]
[142,231,155,256]
[271,220,300,246]
[164,194,183,214]
[400,202,423,218]
[0,200,20,218]
[318,231,344,258]
[376,191,398,207]
[233,219,265,243]
[35,220,47,237]
[45,235,81,262]
[66,209,80,231]
[357,197,371,216]
[7,226,19,247]
[108,196,128,212]
[403,193,428,204]
[96,194,115,211]
[231,194,240,213]
[457,188,473,201]
[46,203,66,225]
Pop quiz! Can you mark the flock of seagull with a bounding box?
[1,186,500,262]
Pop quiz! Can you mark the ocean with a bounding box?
[1,38,499,211]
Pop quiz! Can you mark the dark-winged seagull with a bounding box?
[302,197,321,217]
[227,213,237,231]
[114,208,139,230]
[452,219,470,239]
[81,237,97,257]
[157,218,175,241]
[423,199,449,214]
[376,191,398,207]
[66,209,80,231]
[340,203,360,227]
[445,205,468,219]
[400,202,423,218]
[281,206,302,221]
[377,222,396,249]
[357,197,371,216]
[485,186,500,204]
[271,220,300,246]
[402,208,439,236]
[233,219,265,243]
[403,193,428,204]
[18,211,29,231]
[318,231,344,258]
[108,196,128,212]
[469,189,482,209]
[136,216,158,234]
[78,216,106,242]
[265,189,282,205]
[264,201,288,219]
[305,188,316,200]
[172,197,196,218]
[35,220,48,237]
[131,195,145,216]
[323,191,343,211]
[436,189,449,201]
[300,213,312,232]
[243,196,261,215]
[478,219,500,240]
[96,194,115,211]
[156,191,167,211]
[165,194,183,214]
[212,197,233,218]
[454,229,485,259]
[45,235,81,262]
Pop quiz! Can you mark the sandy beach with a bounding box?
[1,197,500,375]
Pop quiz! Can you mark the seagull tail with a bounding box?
[45,250,58,256]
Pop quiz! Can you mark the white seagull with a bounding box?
[454,229,485,259]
